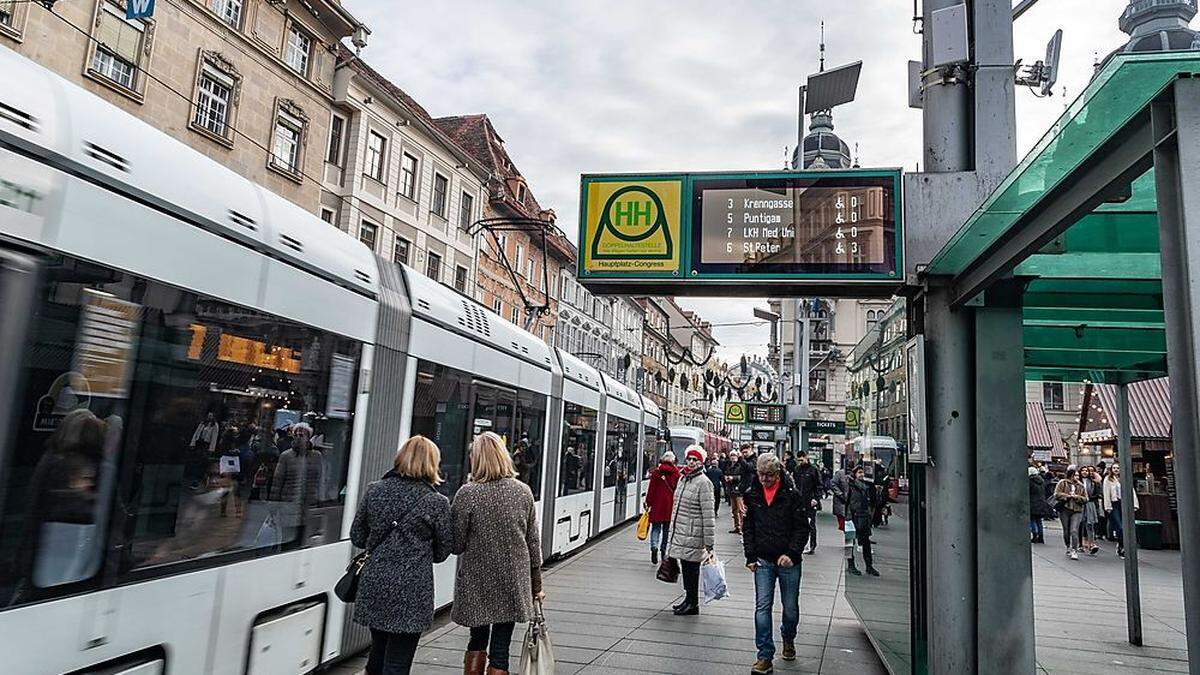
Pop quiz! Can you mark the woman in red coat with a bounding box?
[645,451,681,564]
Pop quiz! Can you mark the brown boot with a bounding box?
[751,659,774,674]
[463,650,486,675]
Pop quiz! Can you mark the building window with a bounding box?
[365,131,387,182]
[514,243,523,273]
[526,258,536,282]
[431,173,449,217]
[426,252,442,281]
[271,111,302,174]
[454,265,468,293]
[210,0,242,28]
[320,208,335,224]
[810,369,828,402]
[1043,382,1065,411]
[493,298,502,315]
[400,153,418,200]
[0,0,25,34]
[0,1,14,27]
[89,4,146,92]
[327,114,346,166]
[359,221,378,252]
[393,237,411,266]
[459,191,474,229]
[517,183,526,204]
[193,62,235,141]
[284,23,312,76]
[511,306,520,325]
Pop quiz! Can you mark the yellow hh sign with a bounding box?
[581,179,682,274]
[724,401,747,424]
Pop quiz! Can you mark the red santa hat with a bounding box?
[685,445,707,463]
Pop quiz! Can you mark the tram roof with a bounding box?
[926,51,1200,384]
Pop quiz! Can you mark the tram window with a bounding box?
[410,361,471,497]
[513,390,546,499]
[558,402,596,496]
[642,425,657,479]
[0,255,361,604]
[603,417,635,489]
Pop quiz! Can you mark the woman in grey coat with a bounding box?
[667,444,715,616]
[452,432,544,675]
[350,436,452,675]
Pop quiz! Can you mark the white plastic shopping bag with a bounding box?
[700,555,728,604]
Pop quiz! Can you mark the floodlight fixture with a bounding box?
[804,61,862,113]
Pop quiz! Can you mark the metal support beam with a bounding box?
[1115,383,1143,646]
[972,0,1018,187]
[922,284,978,674]
[1153,79,1200,671]
[974,281,1036,674]
[951,113,1155,306]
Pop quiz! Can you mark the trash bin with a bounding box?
[1136,520,1163,550]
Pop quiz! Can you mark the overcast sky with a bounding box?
[355,0,1136,360]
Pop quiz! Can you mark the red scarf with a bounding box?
[763,480,780,506]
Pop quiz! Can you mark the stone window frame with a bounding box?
[364,128,388,184]
[208,0,243,30]
[454,265,469,293]
[358,219,378,253]
[266,97,309,184]
[84,0,156,103]
[0,0,30,42]
[282,17,315,78]
[430,171,450,220]
[188,49,241,149]
[459,190,475,230]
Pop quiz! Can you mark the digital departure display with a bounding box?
[690,174,898,278]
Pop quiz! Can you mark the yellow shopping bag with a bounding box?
[636,511,650,541]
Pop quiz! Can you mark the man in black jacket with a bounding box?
[743,453,810,674]
[791,450,822,554]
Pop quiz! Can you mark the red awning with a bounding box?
[1092,377,1172,441]
[1026,401,1066,459]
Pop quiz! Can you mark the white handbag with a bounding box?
[519,600,555,675]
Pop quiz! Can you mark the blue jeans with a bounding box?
[1029,518,1043,538]
[754,559,801,661]
[650,521,669,551]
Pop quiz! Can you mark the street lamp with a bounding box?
[753,307,784,404]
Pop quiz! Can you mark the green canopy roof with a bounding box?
[925,51,1200,384]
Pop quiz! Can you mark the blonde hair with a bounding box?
[394,435,443,485]
[470,431,516,483]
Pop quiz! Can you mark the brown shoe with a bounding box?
[751,659,774,674]
[782,640,796,660]
[463,650,486,675]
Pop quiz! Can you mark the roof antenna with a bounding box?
[819,21,826,73]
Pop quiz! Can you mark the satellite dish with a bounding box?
[1042,29,1063,97]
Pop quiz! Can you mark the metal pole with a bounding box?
[778,317,785,404]
[922,0,972,172]
[1115,382,1143,646]
[973,284,1035,673]
[1152,81,1200,671]
[922,285,977,674]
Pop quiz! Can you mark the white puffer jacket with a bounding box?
[666,469,715,562]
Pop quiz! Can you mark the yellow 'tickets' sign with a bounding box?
[724,401,747,424]
[581,178,682,274]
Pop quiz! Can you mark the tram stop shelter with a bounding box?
[867,51,1200,674]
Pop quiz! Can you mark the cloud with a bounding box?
[351,0,1140,352]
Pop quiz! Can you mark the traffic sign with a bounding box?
[746,403,786,425]
[724,401,747,424]
[578,169,903,296]
[845,407,862,432]
[803,419,846,434]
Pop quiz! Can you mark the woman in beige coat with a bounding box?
[666,444,715,616]
[451,432,544,675]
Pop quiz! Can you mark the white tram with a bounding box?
[0,45,654,674]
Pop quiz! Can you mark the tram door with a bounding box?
[471,382,517,473]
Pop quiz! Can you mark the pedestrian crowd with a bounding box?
[644,442,892,674]
[1029,461,1136,560]
[347,430,896,675]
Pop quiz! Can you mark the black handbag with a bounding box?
[335,518,399,603]
[655,556,680,583]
